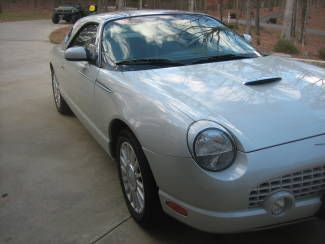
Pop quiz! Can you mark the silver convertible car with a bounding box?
[50,10,325,233]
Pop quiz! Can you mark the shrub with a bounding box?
[273,39,299,54]
[230,13,237,19]
[319,47,325,60]
[227,23,238,30]
[266,17,277,24]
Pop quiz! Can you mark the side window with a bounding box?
[69,23,99,50]
[64,27,73,44]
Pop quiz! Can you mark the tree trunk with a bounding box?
[97,0,102,12]
[299,0,308,44]
[219,0,224,21]
[291,0,298,38]
[105,0,109,12]
[116,0,124,10]
[282,0,295,40]
[188,0,195,11]
[139,0,143,9]
[245,0,251,34]
[255,0,261,44]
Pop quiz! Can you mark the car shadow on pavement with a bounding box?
[142,215,325,244]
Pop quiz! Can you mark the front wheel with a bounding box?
[117,129,163,226]
[52,14,59,24]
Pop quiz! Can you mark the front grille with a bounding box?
[249,165,325,208]
[57,10,72,14]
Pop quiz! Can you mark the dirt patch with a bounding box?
[49,26,71,44]
[0,11,51,22]
[231,24,325,60]
[254,31,325,60]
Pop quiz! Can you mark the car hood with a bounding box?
[122,55,325,152]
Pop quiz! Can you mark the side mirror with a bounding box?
[64,46,89,61]
[243,33,252,43]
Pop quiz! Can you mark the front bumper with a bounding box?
[143,134,325,233]
[159,191,320,233]
[55,11,74,17]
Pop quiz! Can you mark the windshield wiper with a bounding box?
[192,54,256,64]
[115,58,185,66]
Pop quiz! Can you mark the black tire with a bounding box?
[71,13,80,23]
[63,15,71,22]
[52,14,59,24]
[116,129,163,227]
[51,69,73,115]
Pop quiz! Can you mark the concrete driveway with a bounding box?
[0,20,324,244]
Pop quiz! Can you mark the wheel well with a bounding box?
[109,119,159,189]
[109,119,131,158]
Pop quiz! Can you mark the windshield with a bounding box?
[102,14,260,68]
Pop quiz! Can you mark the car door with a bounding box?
[64,23,100,122]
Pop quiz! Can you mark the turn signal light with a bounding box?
[166,201,188,216]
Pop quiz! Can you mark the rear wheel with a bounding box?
[51,69,72,115]
[117,129,163,227]
[52,14,59,24]
[63,15,71,22]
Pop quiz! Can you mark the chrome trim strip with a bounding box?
[96,80,112,93]
[246,133,325,153]
[78,71,95,84]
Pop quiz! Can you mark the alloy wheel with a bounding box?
[52,73,61,108]
[120,141,145,214]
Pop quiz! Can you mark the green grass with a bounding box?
[319,47,325,60]
[227,23,239,30]
[0,11,50,22]
[273,39,300,54]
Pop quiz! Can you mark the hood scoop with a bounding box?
[244,77,282,86]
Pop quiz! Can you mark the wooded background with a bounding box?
[1,0,325,45]
[2,0,324,12]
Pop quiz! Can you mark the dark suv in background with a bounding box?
[52,4,97,24]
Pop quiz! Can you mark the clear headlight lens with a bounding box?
[188,121,236,171]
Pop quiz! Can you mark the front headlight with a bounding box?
[187,121,236,171]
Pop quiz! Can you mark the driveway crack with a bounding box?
[90,215,131,244]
